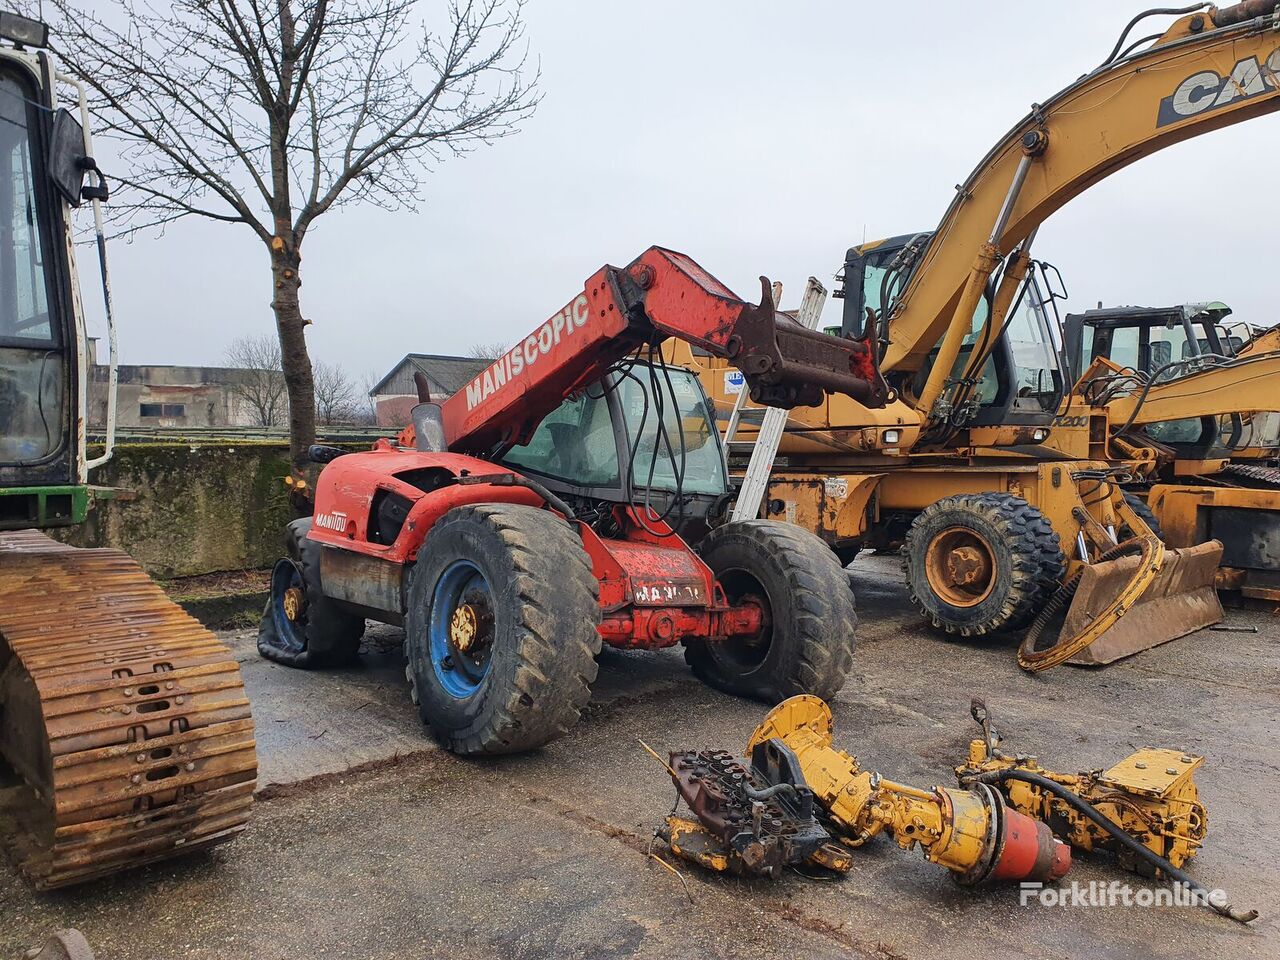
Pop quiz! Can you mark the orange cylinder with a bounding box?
[989,806,1071,882]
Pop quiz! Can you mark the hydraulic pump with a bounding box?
[955,699,1206,871]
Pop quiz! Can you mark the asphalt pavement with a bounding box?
[2,554,1277,960]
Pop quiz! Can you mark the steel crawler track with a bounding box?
[0,532,256,888]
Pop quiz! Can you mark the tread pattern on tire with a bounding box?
[687,520,857,702]
[404,503,601,755]
[258,518,365,668]
[1122,491,1162,540]
[903,493,1064,637]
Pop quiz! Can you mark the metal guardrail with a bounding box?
[87,425,397,445]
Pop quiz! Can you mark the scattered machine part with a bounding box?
[748,696,1070,884]
[657,741,849,878]
[0,16,256,887]
[956,699,1257,923]
[657,696,1071,886]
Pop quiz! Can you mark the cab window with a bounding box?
[0,69,65,464]
[502,390,622,488]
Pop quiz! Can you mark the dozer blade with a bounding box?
[0,531,257,889]
[1065,541,1224,666]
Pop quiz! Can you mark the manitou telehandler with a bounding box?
[1063,302,1280,600]
[670,0,1280,669]
[0,11,256,888]
[259,248,887,754]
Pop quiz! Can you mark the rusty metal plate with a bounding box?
[1066,541,1224,666]
[0,531,257,889]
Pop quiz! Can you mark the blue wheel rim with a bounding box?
[269,557,307,654]
[429,559,495,699]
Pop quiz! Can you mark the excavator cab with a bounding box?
[1065,302,1242,454]
[840,234,1069,429]
[0,30,97,527]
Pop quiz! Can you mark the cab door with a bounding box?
[0,57,78,522]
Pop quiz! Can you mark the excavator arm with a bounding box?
[437,246,888,456]
[879,0,1280,422]
[1090,351,1280,427]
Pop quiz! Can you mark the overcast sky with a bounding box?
[76,1,1275,384]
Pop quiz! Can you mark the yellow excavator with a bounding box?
[1061,302,1280,600]
[0,11,256,888]
[669,0,1280,669]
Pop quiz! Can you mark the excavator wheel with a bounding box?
[903,494,1064,638]
[404,504,601,755]
[257,519,365,669]
[686,521,857,702]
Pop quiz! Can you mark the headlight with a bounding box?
[883,429,900,445]
[0,12,49,48]
[1032,428,1048,442]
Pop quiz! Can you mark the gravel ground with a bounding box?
[2,554,1277,960]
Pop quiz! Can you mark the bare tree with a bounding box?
[356,369,382,425]
[313,359,359,424]
[466,340,510,359]
[225,334,288,427]
[44,0,539,470]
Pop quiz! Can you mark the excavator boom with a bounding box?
[1097,352,1280,427]
[882,0,1280,391]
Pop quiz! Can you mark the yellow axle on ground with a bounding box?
[746,697,1070,884]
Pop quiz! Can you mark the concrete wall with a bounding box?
[55,442,296,579]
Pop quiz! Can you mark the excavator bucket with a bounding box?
[1064,541,1223,666]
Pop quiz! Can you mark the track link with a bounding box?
[0,532,256,889]
[1220,462,1280,488]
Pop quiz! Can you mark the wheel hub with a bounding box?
[946,546,990,588]
[925,527,997,608]
[450,603,479,653]
[282,586,305,622]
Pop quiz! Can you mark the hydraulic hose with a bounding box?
[742,782,800,802]
[1098,5,1209,67]
[455,472,577,521]
[962,768,1257,924]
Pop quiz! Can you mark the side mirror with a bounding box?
[46,108,94,207]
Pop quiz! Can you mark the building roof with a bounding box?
[369,353,492,398]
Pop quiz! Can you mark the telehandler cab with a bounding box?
[669,0,1280,669]
[259,248,887,754]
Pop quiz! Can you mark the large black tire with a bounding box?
[405,504,601,755]
[903,494,1064,637]
[258,518,366,668]
[1121,491,1162,539]
[685,520,857,702]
